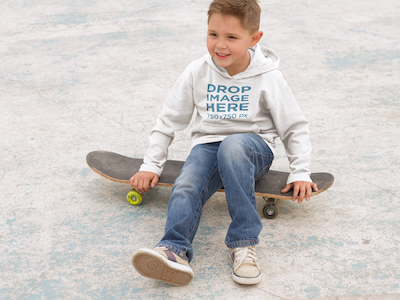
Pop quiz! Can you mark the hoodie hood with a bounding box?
[204,44,280,80]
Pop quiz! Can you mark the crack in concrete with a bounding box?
[334,170,400,201]
[256,287,288,300]
[96,110,135,133]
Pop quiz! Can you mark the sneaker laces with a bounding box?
[232,246,258,272]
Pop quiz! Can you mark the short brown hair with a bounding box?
[207,0,261,33]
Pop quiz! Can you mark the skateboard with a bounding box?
[86,150,334,219]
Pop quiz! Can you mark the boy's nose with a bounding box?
[216,39,227,49]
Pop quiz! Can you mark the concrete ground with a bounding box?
[1,0,399,299]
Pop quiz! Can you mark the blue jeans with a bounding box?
[156,133,274,262]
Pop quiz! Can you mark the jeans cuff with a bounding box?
[155,243,190,262]
[226,239,259,249]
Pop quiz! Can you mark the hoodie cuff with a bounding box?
[139,164,163,177]
[286,173,312,185]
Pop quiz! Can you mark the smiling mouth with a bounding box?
[216,52,230,58]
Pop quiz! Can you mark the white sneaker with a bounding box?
[229,246,261,285]
[132,247,194,286]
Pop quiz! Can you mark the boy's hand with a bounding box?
[129,171,159,194]
[281,181,318,204]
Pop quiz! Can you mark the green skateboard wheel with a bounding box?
[263,204,278,219]
[127,190,142,206]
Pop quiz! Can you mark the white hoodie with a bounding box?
[139,44,312,184]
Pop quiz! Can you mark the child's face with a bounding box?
[207,13,262,76]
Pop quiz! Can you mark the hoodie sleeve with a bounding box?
[269,82,312,184]
[139,66,195,176]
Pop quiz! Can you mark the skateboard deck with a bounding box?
[86,150,334,219]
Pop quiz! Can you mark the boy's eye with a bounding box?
[209,33,217,37]
[228,36,237,39]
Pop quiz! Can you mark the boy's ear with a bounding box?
[250,31,263,47]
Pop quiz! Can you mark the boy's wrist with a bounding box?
[139,164,163,177]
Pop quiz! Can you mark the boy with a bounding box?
[130,0,318,286]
